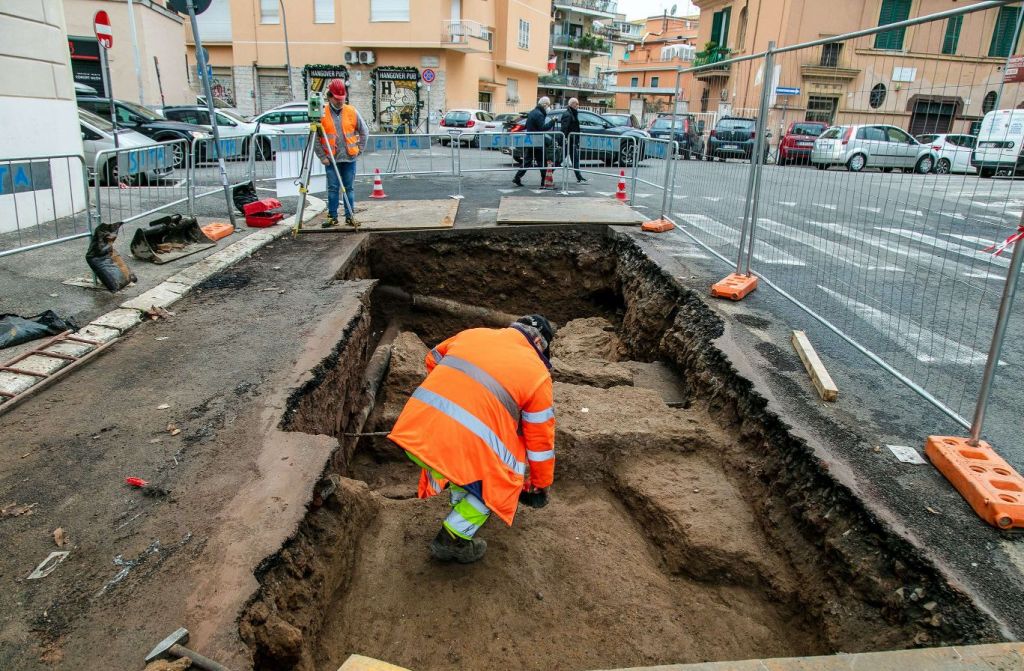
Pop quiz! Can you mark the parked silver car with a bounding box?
[80,109,173,185]
[811,124,936,173]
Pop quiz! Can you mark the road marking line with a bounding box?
[817,286,989,365]
[758,219,903,272]
[816,203,838,211]
[778,201,797,207]
[877,227,1009,268]
[676,213,806,266]
[859,206,882,214]
[899,209,924,217]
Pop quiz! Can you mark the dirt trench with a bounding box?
[238,227,1001,671]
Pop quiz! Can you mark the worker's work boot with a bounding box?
[430,528,487,564]
[321,215,339,228]
[345,214,358,228]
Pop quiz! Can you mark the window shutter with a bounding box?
[874,0,911,51]
[371,0,410,22]
[314,0,334,23]
[197,0,233,41]
[710,11,723,47]
[942,16,962,55]
[721,7,731,48]
[989,6,1021,58]
[259,0,278,23]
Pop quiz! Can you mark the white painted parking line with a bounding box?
[817,286,990,365]
[877,228,1010,268]
[859,206,882,214]
[898,209,924,217]
[938,212,967,221]
[816,203,838,211]
[760,219,903,272]
[676,214,806,266]
[778,202,797,207]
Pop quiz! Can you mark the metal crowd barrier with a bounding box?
[189,135,253,208]
[92,138,189,227]
[0,154,93,258]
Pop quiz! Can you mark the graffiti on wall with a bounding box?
[372,67,420,131]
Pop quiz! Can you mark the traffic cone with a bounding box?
[614,170,628,202]
[543,161,555,189]
[369,168,387,199]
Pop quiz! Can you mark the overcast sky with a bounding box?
[622,0,700,21]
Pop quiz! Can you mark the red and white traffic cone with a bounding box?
[369,168,387,199]
[543,161,555,189]
[614,170,628,202]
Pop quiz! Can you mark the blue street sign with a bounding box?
[775,86,800,96]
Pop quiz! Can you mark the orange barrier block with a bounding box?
[201,222,234,241]
[641,218,675,233]
[711,273,758,301]
[925,436,1024,530]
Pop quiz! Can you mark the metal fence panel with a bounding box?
[0,155,92,258]
[92,139,189,226]
[190,135,253,204]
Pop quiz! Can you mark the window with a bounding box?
[806,96,838,124]
[651,76,660,87]
[196,0,232,41]
[821,43,841,67]
[942,15,962,55]
[990,6,1021,58]
[259,0,279,24]
[874,0,911,51]
[983,90,998,114]
[371,0,409,22]
[483,30,493,52]
[737,7,748,49]
[579,112,606,128]
[710,7,731,48]
[857,126,887,142]
[869,83,887,108]
[314,0,334,23]
[518,19,530,49]
[630,76,639,87]
[506,78,519,104]
[886,127,914,143]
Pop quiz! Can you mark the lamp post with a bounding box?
[279,0,295,100]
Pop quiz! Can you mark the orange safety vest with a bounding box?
[320,103,360,157]
[388,327,556,526]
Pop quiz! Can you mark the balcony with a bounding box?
[692,46,732,81]
[539,73,609,92]
[553,0,618,19]
[551,33,612,56]
[800,45,860,82]
[442,20,492,53]
[594,22,643,42]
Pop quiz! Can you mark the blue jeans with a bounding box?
[325,159,356,219]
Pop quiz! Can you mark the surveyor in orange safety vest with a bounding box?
[388,315,557,564]
[313,78,368,228]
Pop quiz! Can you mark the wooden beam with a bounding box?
[791,330,839,402]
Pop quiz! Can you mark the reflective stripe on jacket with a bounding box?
[388,327,555,525]
[320,103,360,157]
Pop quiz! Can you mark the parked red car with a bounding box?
[778,121,829,165]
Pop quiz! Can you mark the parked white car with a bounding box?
[160,106,271,162]
[438,109,503,146]
[972,109,1024,178]
[250,106,311,157]
[79,108,173,185]
[811,124,936,173]
[915,133,977,174]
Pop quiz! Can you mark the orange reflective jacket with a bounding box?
[388,326,556,525]
[320,103,360,157]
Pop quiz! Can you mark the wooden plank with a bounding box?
[791,330,839,402]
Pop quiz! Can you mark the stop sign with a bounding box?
[94,11,113,49]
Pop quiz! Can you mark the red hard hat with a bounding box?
[327,78,347,98]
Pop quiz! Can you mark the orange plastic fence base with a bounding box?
[925,436,1024,530]
[711,273,758,301]
[201,222,234,241]
[641,218,675,233]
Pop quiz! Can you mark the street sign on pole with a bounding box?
[422,68,437,84]
[1005,55,1024,84]
[775,86,800,96]
[93,11,113,49]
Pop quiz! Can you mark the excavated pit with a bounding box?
[239,228,1001,671]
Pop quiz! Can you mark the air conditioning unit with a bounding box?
[344,51,358,64]
[359,51,376,64]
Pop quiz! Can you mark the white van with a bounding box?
[972,109,1024,177]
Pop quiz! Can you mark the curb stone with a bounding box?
[0,197,326,404]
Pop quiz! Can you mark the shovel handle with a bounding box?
[169,644,233,671]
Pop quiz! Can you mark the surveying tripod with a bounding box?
[292,93,358,235]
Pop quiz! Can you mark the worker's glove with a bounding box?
[519,486,548,509]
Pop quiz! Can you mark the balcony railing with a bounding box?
[539,73,609,91]
[551,33,612,55]
[442,20,491,48]
[692,46,732,68]
[553,0,618,16]
[800,44,860,81]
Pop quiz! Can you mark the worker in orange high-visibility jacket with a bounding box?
[388,315,556,564]
[313,78,368,228]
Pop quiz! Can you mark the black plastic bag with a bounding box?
[86,221,137,292]
[233,181,259,213]
[0,311,80,349]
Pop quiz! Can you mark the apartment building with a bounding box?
[64,0,191,106]
[541,0,639,109]
[185,0,550,127]
[611,15,701,115]
[692,0,1023,135]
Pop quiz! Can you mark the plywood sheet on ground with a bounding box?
[496,197,645,226]
[314,199,458,232]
